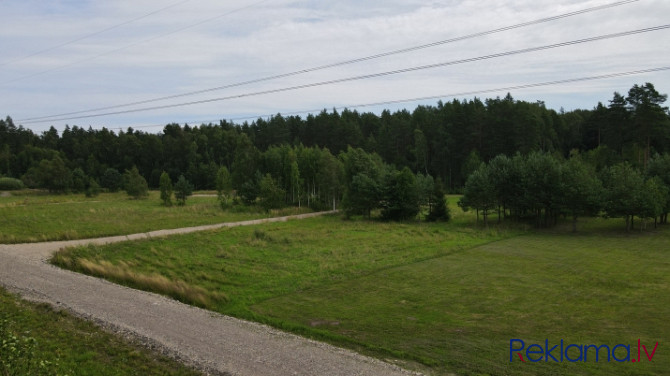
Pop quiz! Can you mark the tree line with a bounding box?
[0,82,668,223]
[459,152,670,231]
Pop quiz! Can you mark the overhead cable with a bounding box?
[18,24,670,124]
[18,0,640,122]
[0,0,193,68]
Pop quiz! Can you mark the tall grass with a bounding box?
[53,254,226,308]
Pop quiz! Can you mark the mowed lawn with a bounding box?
[52,209,670,375]
[0,191,309,243]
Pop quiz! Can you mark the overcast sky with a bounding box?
[1,0,669,133]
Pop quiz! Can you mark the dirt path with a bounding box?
[0,212,420,376]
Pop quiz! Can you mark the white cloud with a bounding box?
[1,0,669,132]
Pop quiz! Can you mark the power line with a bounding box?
[0,0,193,68]
[2,0,273,86]
[19,24,670,125]
[18,0,640,123]
[86,65,670,131]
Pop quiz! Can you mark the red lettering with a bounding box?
[642,342,658,361]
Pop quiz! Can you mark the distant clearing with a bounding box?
[0,191,310,243]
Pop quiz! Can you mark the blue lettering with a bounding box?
[612,344,631,362]
[545,339,559,362]
[527,344,544,362]
[584,344,611,362]
[565,344,583,362]
[510,339,525,362]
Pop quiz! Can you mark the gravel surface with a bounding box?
[0,212,421,376]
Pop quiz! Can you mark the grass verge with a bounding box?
[0,286,201,375]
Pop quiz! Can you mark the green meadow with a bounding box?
[51,199,670,376]
[0,191,309,243]
[0,287,201,376]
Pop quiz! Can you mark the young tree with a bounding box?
[159,171,173,206]
[317,149,343,210]
[601,162,645,231]
[523,152,562,227]
[101,168,123,192]
[342,173,380,219]
[124,166,148,199]
[426,180,450,222]
[259,173,285,212]
[174,175,193,206]
[85,178,102,198]
[238,171,261,205]
[381,167,420,221]
[639,176,668,228]
[289,160,300,205]
[458,166,496,227]
[27,156,72,193]
[415,173,435,216]
[647,153,670,224]
[559,158,603,232]
[71,168,88,193]
[215,166,233,208]
[486,154,522,222]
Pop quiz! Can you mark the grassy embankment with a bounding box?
[0,190,310,243]
[50,196,670,375]
[0,287,201,375]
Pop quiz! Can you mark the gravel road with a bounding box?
[0,212,421,376]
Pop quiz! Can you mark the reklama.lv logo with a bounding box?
[510,339,658,363]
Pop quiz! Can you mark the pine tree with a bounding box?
[124,166,148,199]
[426,181,450,222]
[159,171,173,206]
[174,175,193,206]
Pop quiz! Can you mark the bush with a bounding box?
[174,175,193,206]
[100,168,123,192]
[259,174,285,212]
[159,171,173,206]
[124,167,148,199]
[0,177,24,190]
[24,157,72,193]
[426,182,451,222]
[85,178,102,198]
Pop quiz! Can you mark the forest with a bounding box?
[1,82,669,227]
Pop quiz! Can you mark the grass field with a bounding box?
[0,287,201,376]
[0,191,310,243]
[45,195,670,375]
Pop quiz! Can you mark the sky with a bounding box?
[1,0,669,134]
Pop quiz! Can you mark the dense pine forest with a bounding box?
[1,82,669,226]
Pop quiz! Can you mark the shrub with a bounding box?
[259,174,285,212]
[71,168,88,193]
[426,182,451,222]
[85,178,102,198]
[0,177,24,190]
[159,171,173,206]
[124,167,148,199]
[174,175,193,206]
[100,168,123,192]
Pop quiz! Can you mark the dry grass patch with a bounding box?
[54,255,225,308]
